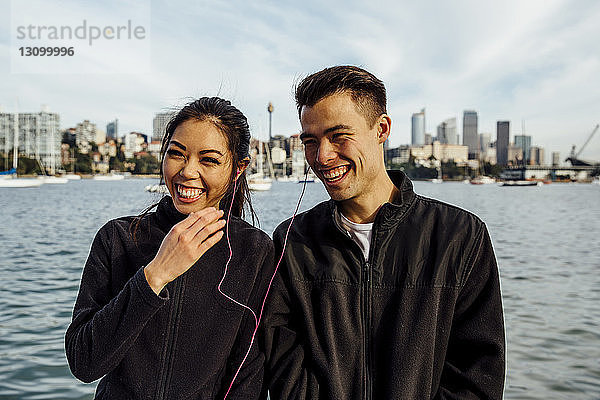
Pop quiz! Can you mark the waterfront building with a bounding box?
[411,109,425,145]
[153,112,174,141]
[463,111,478,158]
[529,146,545,165]
[552,151,560,167]
[410,141,469,163]
[479,133,491,154]
[385,145,411,165]
[483,146,497,165]
[514,135,532,163]
[437,117,457,145]
[124,132,147,159]
[425,133,432,145]
[0,110,61,174]
[147,140,162,159]
[106,119,118,140]
[496,121,510,166]
[76,120,105,154]
[508,144,523,165]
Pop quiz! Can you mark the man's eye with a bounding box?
[202,157,220,164]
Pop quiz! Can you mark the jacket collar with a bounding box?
[155,195,187,231]
[328,170,417,230]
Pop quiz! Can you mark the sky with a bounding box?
[1,0,599,162]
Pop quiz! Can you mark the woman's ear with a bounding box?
[236,157,250,177]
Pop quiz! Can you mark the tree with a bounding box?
[133,154,160,174]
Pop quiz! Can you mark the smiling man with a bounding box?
[262,66,505,399]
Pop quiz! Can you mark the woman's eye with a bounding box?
[167,149,184,157]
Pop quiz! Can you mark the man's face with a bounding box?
[299,92,387,202]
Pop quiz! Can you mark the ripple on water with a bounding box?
[2,180,600,399]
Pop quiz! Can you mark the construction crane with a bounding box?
[566,124,599,166]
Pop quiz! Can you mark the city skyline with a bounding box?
[1,0,599,160]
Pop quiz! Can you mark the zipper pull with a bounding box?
[363,262,370,283]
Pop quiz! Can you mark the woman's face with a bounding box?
[163,119,233,215]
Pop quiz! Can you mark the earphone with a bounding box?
[219,167,311,399]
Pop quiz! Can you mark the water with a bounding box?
[0,179,599,399]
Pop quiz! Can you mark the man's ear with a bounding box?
[377,114,392,144]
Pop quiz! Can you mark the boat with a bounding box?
[470,176,496,185]
[499,180,543,187]
[39,175,68,184]
[248,140,272,191]
[145,184,169,193]
[93,172,126,181]
[247,175,273,191]
[0,175,44,188]
[63,174,81,180]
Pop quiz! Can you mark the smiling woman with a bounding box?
[65,97,274,400]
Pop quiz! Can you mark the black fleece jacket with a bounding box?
[262,170,505,399]
[65,196,274,400]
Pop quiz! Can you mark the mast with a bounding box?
[13,111,19,171]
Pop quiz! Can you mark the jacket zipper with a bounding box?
[363,260,371,400]
[332,206,374,400]
[155,279,183,400]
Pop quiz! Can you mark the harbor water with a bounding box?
[0,178,599,399]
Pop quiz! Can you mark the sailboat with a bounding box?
[247,140,272,191]
[0,111,43,188]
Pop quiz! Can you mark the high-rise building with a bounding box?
[106,119,119,140]
[496,121,510,166]
[411,109,425,145]
[463,111,478,158]
[436,117,457,145]
[529,146,545,165]
[0,110,61,173]
[153,112,174,141]
[514,135,532,162]
[479,133,491,154]
[552,152,560,166]
[76,120,105,153]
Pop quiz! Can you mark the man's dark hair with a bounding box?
[295,65,387,127]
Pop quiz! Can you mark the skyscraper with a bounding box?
[106,119,118,140]
[436,117,456,144]
[463,110,478,158]
[411,109,425,146]
[514,135,532,162]
[0,110,61,173]
[479,133,491,153]
[496,121,510,166]
[153,112,174,141]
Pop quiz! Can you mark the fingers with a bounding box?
[188,208,224,234]
[197,230,224,255]
[175,206,220,231]
[193,218,226,244]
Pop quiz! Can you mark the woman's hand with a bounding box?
[144,207,226,295]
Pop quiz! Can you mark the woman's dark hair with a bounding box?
[295,65,387,127]
[131,97,256,240]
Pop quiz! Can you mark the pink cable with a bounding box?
[219,172,310,399]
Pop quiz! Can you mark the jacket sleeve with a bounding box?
[259,227,311,400]
[435,224,505,400]
[218,237,275,400]
[64,222,169,383]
